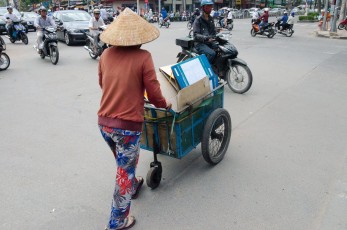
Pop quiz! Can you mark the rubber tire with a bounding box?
[21,33,28,45]
[0,53,10,70]
[267,29,275,38]
[165,22,170,28]
[226,63,253,94]
[159,22,163,28]
[228,24,233,31]
[0,36,6,50]
[65,32,71,46]
[251,28,256,37]
[201,108,232,165]
[146,166,161,189]
[40,52,45,59]
[10,37,15,43]
[286,28,294,37]
[187,21,192,30]
[50,46,59,65]
[338,23,344,30]
[86,40,98,59]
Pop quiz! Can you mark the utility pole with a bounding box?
[322,0,329,30]
[331,0,341,32]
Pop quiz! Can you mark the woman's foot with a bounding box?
[132,176,143,199]
[105,216,136,230]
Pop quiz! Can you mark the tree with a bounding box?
[19,0,41,11]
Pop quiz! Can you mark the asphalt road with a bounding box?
[1,18,347,230]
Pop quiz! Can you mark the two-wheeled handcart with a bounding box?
[141,83,232,189]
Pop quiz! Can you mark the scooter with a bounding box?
[34,27,59,65]
[84,25,108,59]
[338,16,347,30]
[275,19,294,37]
[251,19,276,38]
[215,17,234,31]
[159,16,170,28]
[0,40,10,71]
[0,35,6,50]
[176,32,253,94]
[5,19,28,44]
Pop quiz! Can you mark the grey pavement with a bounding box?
[0,18,347,230]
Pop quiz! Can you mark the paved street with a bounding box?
[1,18,347,230]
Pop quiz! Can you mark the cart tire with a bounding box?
[146,166,162,189]
[201,108,232,165]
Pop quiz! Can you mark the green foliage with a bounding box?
[20,0,41,11]
[299,15,316,21]
[307,12,319,18]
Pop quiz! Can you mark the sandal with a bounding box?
[105,216,136,230]
[131,176,143,199]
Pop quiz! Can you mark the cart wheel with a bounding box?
[146,165,162,189]
[201,108,232,165]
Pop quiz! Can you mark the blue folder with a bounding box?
[171,54,218,89]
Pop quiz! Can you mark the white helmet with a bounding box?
[264,8,269,11]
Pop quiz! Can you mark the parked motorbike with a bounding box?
[0,40,10,71]
[5,19,28,44]
[338,16,347,30]
[159,17,170,28]
[251,20,276,38]
[84,25,108,59]
[176,33,253,94]
[275,19,294,37]
[34,27,59,65]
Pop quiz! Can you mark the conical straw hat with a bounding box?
[100,8,160,46]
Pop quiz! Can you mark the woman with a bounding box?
[98,8,170,230]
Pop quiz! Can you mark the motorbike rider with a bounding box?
[34,6,56,52]
[3,6,19,38]
[89,8,105,49]
[160,7,168,23]
[226,8,233,27]
[252,9,260,23]
[277,11,288,31]
[258,8,269,32]
[192,0,216,63]
[287,12,295,29]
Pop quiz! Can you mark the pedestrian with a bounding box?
[98,7,171,230]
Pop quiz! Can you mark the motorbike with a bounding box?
[176,33,253,94]
[215,17,234,31]
[159,17,170,28]
[275,19,294,37]
[0,39,10,71]
[338,16,347,30]
[34,27,59,65]
[5,19,28,44]
[251,19,276,38]
[0,35,6,50]
[84,25,108,59]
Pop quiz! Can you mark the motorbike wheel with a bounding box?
[226,63,253,94]
[345,25,347,31]
[187,21,192,30]
[10,37,15,43]
[50,46,59,65]
[86,40,98,59]
[286,28,294,37]
[0,53,10,71]
[250,28,256,37]
[165,22,170,28]
[40,52,45,59]
[0,36,6,50]
[21,33,28,45]
[228,24,234,31]
[338,23,344,30]
[267,29,275,38]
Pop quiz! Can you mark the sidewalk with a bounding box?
[316,29,347,39]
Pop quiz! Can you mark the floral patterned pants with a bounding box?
[99,125,142,229]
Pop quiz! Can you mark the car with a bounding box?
[0,7,28,34]
[22,12,39,32]
[52,10,91,46]
[0,18,6,34]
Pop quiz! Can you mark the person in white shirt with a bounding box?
[3,6,19,37]
[99,4,108,21]
[252,9,260,23]
[34,6,56,51]
[89,9,105,47]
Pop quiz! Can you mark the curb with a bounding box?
[315,30,347,39]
